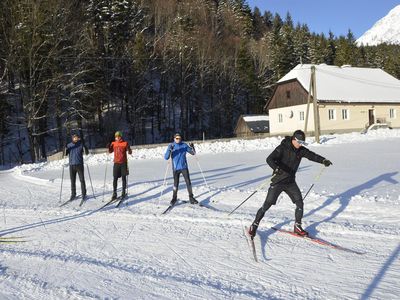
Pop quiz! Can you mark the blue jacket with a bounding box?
[164,142,195,171]
[66,141,88,166]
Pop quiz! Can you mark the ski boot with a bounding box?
[170,198,177,205]
[294,223,308,236]
[248,223,258,238]
[69,194,76,201]
[111,192,117,201]
[189,196,198,205]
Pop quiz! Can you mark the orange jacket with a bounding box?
[109,140,132,164]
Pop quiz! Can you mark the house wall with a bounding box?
[267,80,308,109]
[235,119,254,137]
[319,103,400,133]
[269,103,400,136]
[269,104,314,136]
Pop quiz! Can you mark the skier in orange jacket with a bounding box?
[108,131,132,200]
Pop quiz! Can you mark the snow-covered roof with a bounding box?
[278,64,400,103]
[237,115,269,133]
[242,115,269,122]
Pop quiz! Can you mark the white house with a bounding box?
[265,64,400,136]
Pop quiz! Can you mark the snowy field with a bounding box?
[1,130,400,299]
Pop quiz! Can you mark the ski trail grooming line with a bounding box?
[152,218,224,296]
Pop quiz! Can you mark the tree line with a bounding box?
[0,0,399,164]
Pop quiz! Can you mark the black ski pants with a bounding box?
[113,163,128,194]
[70,164,86,196]
[172,168,193,200]
[253,181,304,225]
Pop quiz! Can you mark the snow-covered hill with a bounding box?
[1,130,400,299]
[357,5,400,46]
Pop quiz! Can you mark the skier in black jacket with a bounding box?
[248,130,332,237]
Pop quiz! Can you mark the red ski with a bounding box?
[271,227,364,255]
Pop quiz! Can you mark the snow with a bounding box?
[356,5,400,46]
[242,115,269,122]
[1,130,400,299]
[278,64,400,103]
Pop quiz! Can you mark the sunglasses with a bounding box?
[174,137,181,140]
[294,137,307,145]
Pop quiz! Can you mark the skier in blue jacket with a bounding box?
[164,133,198,205]
[65,133,89,201]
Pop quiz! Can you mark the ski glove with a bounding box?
[323,159,332,167]
[189,142,195,152]
[273,167,282,176]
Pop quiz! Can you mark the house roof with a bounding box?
[238,115,269,133]
[278,64,400,103]
[243,115,269,122]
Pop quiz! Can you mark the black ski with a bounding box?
[244,226,258,262]
[161,200,188,215]
[161,205,174,214]
[59,198,76,207]
[98,197,120,210]
[79,196,89,207]
[116,195,128,208]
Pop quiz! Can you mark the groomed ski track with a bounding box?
[0,132,399,299]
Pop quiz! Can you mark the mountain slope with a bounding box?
[356,5,400,46]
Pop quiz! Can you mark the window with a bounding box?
[286,91,291,99]
[342,109,349,120]
[328,109,336,120]
[299,111,305,121]
[278,113,283,123]
[389,109,396,119]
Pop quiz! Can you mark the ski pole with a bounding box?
[102,159,109,202]
[191,143,211,193]
[126,155,133,196]
[302,165,326,201]
[194,156,210,191]
[86,164,96,199]
[126,174,129,196]
[59,164,65,202]
[157,160,171,207]
[228,177,274,216]
[158,146,174,207]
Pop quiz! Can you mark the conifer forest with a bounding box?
[0,0,399,163]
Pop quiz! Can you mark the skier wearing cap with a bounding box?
[248,130,332,237]
[164,133,198,205]
[108,131,132,200]
[65,133,89,201]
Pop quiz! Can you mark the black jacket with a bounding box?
[267,136,325,184]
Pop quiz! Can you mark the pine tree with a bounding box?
[334,30,359,66]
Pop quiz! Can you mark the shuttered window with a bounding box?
[328,109,336,120]
[389,109,396,119]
